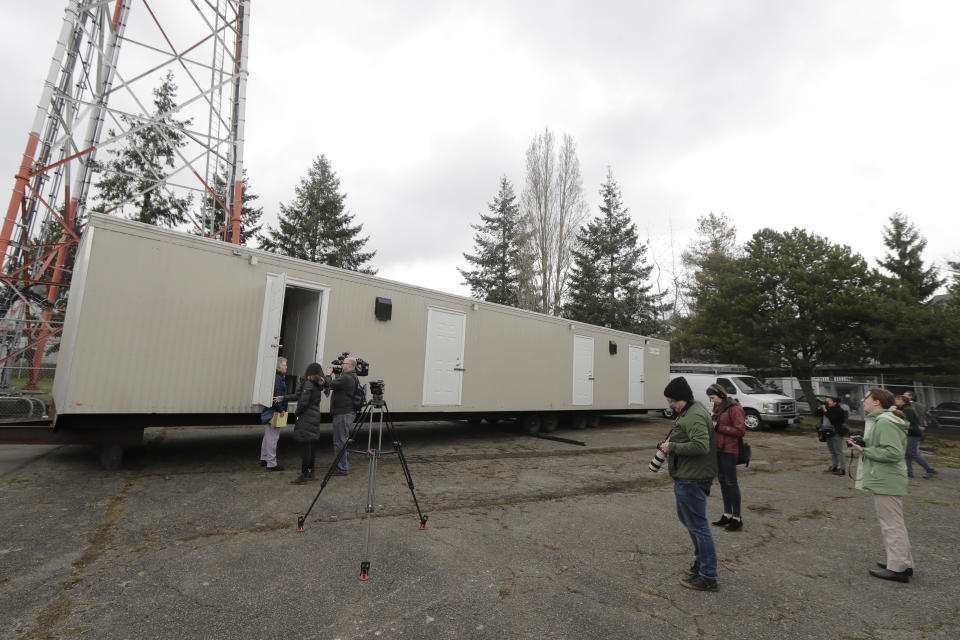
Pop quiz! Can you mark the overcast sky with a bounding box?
[2,1,957,297]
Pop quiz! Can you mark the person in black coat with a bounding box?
[816,396,848,475]
[290,363,328,485]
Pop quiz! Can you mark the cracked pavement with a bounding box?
[1,416,958,639]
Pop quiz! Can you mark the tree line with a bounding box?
[88,75,959,388]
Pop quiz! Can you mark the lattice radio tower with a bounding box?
[0,0,251,391]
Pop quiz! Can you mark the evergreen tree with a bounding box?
[93,71,193,226]
[259,155,376,273]
[197,165,263,245]
[878,212,943,301]
[946,259,960,298]
[458,177,525,306]
[564,169,661,334]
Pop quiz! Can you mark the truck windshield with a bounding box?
[733,376,772,394]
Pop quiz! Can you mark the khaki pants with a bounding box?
[873,494,913,572]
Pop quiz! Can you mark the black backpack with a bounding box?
[352,377,367,410]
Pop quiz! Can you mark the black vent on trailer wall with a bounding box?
[609,340,617,355]
[375,297,392,321]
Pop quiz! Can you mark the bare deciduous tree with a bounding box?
[520,128,587,314]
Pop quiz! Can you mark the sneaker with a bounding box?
[266,465,284,472]
[333,469,349,476]
[823,466,837,473]
[833,469,845,476]
[711,515,731,526]
[683,561,700,576]
[725,517,743,532]
[925,469,938,477]
[679,574,718,591]
[290,475,309,485]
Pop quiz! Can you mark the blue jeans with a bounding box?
[905,436,934,475]
[674,479,718,579]
[332,412,354,472]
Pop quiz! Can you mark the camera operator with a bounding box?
[847,388,913,583]
[661,377,720,591]
[816,396,848,476]
[327,357,360,476]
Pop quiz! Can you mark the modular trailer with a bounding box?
[26,215,668,462]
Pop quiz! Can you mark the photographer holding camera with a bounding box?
[847,388,913,583]
[816,396,848,476]
[660,377,720,591]
[327,356,360,476]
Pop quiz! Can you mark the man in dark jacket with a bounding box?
[816,396,848,475]
[661,376,719,591]
[327,357,360,475]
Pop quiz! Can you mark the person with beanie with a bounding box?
[706,383,746,531]
[290,362,328,485]
[660,376,720,591]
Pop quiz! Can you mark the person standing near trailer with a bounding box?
[706,384,746,532]
[896,394,937,479]
[661,376,720,591]
[327,357,360,476]
[290,363,327,485]
[260,357,294,471]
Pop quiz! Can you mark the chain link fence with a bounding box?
[769,377,960,430]
[0,317,58,420]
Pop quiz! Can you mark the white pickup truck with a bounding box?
[663,372,799,430]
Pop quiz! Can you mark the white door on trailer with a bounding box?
[628,344,645,405]
[422,308,466,406]
[572,334,594,405]
[253,273,286,406]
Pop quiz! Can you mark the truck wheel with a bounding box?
[98,445,124,471]
[586,414,601,428]
[568,414,587,429]
[540,413,559,433]
[520,414,541,435]
[744,410,762,432]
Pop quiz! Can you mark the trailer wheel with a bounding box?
[540,413,559,433]
[467,417,483,426]
[484,416,500,426]
[586,414,601,428]
[98,445,124,471]
[520,414,541,435]
[744,410,762,431]
[568,414,587,429]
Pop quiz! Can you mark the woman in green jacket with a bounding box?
[847,388,913,583]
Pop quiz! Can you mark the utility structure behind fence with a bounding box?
[0,0,251,402]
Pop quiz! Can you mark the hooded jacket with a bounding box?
[292,379,325,442]
[857,408,909,496]
[712,398,745,454]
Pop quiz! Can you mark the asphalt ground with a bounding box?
[1,415,959,640]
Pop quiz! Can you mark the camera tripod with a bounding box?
[296,393,428,581]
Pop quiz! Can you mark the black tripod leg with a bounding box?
[297,405,370,532]
[382,403,428,530]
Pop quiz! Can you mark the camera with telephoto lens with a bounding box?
[846,434,866,448]
[649,441,667,472]
[330,351,370,376]
[369,380,384,396]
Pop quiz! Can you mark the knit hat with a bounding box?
[305,362,323,377]
[664,376,694,403]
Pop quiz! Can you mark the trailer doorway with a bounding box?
[253,274,330,406]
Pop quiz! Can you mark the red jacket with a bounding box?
[713,400,746,454]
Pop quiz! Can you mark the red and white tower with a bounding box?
[0,0,251,391]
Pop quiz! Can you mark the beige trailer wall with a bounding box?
[55,216,669,415]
